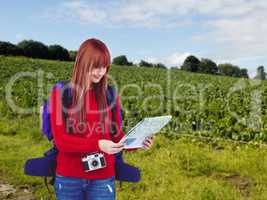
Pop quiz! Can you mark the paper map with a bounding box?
[119,115,172,149]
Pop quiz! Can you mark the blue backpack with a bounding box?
[24,80,140,193]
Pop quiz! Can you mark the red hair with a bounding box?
[70,38,111,133]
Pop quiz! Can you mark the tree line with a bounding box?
[112,55,167,69]
[1,40,265,80]
[0,40,167,69]
[0,40,77,61]
[179,55,249,78]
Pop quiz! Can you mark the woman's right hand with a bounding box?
[98,139,124,154]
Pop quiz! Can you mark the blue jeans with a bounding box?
[54,174,116,200]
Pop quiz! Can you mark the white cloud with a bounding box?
[40,0,267,72]
[40,1,108,24]
[42,0,267,29]
[248,71,257,79]
[144,57,161,64]
[144,52,191,68]
[165,52,191,67]
[40,0,197,27]
[62,1,107,24]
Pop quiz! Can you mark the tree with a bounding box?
[239,68,249,78]
[0,41,23,56]
[232,66,242,77]
[153,63,167,69]
[48,45,70,61]
[139,60,153,67]
[199,58,218,74]
[17,40,48,59]
[181,55,200,72]
[254,66,266,80]
[112,55,132,66]
[218,63,249,78]
[218,63,236,77]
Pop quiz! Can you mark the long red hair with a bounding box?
[70,38,111,133]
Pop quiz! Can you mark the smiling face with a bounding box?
[90,66,107,83]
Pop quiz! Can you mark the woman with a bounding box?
[49,38,154,200]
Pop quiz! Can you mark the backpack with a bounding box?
[24,80,141,195]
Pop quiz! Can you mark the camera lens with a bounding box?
[91,160,99,167]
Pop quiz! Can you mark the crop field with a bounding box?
[0,56,267,199]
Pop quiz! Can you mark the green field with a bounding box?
[0,56,267,199]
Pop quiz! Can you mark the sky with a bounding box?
[1,0,266,78]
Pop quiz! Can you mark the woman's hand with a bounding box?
[141,135,155,150]
[98,139,124,154]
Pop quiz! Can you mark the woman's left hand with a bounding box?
[141,135,155,150]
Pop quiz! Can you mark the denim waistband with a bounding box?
[55,173,115,181]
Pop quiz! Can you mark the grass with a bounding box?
[1,56,267,199]
[0,118,267,199]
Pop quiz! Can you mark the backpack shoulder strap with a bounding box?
[41,80,68,141]
[107,85,121,136]
[107,85,116,106]
[107,85,123,125]
[51,80,73,134]
[60,81,73,134]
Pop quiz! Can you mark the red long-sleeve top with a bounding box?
[49,86,137,179]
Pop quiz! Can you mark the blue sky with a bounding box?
[1,0,266,78]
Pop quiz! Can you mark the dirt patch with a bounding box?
[225,173,252,197]
[209,172,253,198]
[0,180,36,200]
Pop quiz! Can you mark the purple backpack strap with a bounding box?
[41,81,66,141]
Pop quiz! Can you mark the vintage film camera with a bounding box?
[81,152,106,172]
